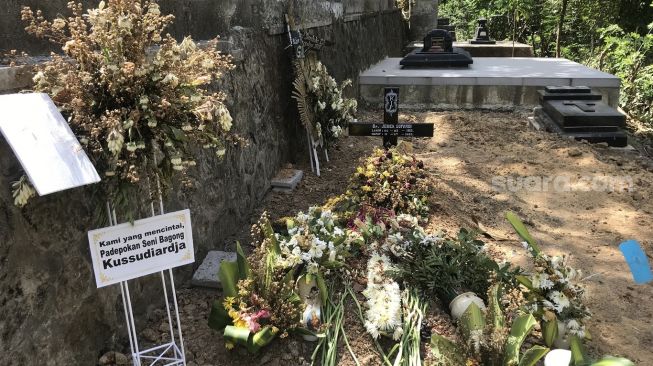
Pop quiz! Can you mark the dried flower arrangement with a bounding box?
[17,0,237,209]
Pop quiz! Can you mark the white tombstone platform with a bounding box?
[359,57,621,110]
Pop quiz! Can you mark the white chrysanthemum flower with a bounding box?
[567,319,580,330]
[363,253,402,339]
[549,291,571,312]
[330,125,342,137]
[531,273,555,290]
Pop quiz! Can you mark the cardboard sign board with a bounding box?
[88,209,195,288]
[0,93,101,195]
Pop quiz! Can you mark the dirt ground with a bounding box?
[133,110,653,366]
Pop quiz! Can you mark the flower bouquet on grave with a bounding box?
[431,284,550,366]
[349,204,440,259]
[398,227,520,320]
[208,215,306,352]
[506,212,591,350]
[346,149,431,219]
[276,207,364,339]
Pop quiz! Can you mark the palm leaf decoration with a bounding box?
[291,56,323,148]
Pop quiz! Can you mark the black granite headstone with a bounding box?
[400,29,473,68]
[470,19,496,44]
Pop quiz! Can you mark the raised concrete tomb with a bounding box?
[360,57,620,110]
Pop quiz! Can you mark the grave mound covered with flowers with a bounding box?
[207,148,631,365]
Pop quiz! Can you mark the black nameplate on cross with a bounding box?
[348,87,434,147]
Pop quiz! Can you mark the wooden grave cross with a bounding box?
[349,87,435,147]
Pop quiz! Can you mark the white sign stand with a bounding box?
[305,127,330,178]
[102,178,187,366]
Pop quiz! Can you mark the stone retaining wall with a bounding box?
[0,1,405,364]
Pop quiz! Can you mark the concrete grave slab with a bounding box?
[191,251,237,289]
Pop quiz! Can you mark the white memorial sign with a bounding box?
[0,93,101,195]
[88,209,194,288]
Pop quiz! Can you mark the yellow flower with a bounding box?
[234,318,248,329]
[223,297,236,309]
[225,342,235,350]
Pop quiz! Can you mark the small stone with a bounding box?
[353,283,365,293]
[159,322,170,333]
[98,352,115,365]
[142,328,159,342]
[632,192,644,201]
[437,141,448,147]
[114,352,129,365]
[257,353,272,366]
[568,148,582,157]
[289,340,301,357]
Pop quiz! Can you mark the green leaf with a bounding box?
[169,126,188,141]
[505,211,541,255]
[224,325,251,347]
[591,357,635,366]
[489,284,505,329]
[235,241,250,280]
[460,302,485,340]
[430,334,467,365]
[503,314,537,365]
[519,346,549,366]
[247,326,278,353]
[515,275,534,290]
[207,299,231,331]
[570,335,587,366]
[219,260,239,298]
[542,320,558,348]
[316,272,329,307]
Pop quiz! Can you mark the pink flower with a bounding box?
[244,309,271,333]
